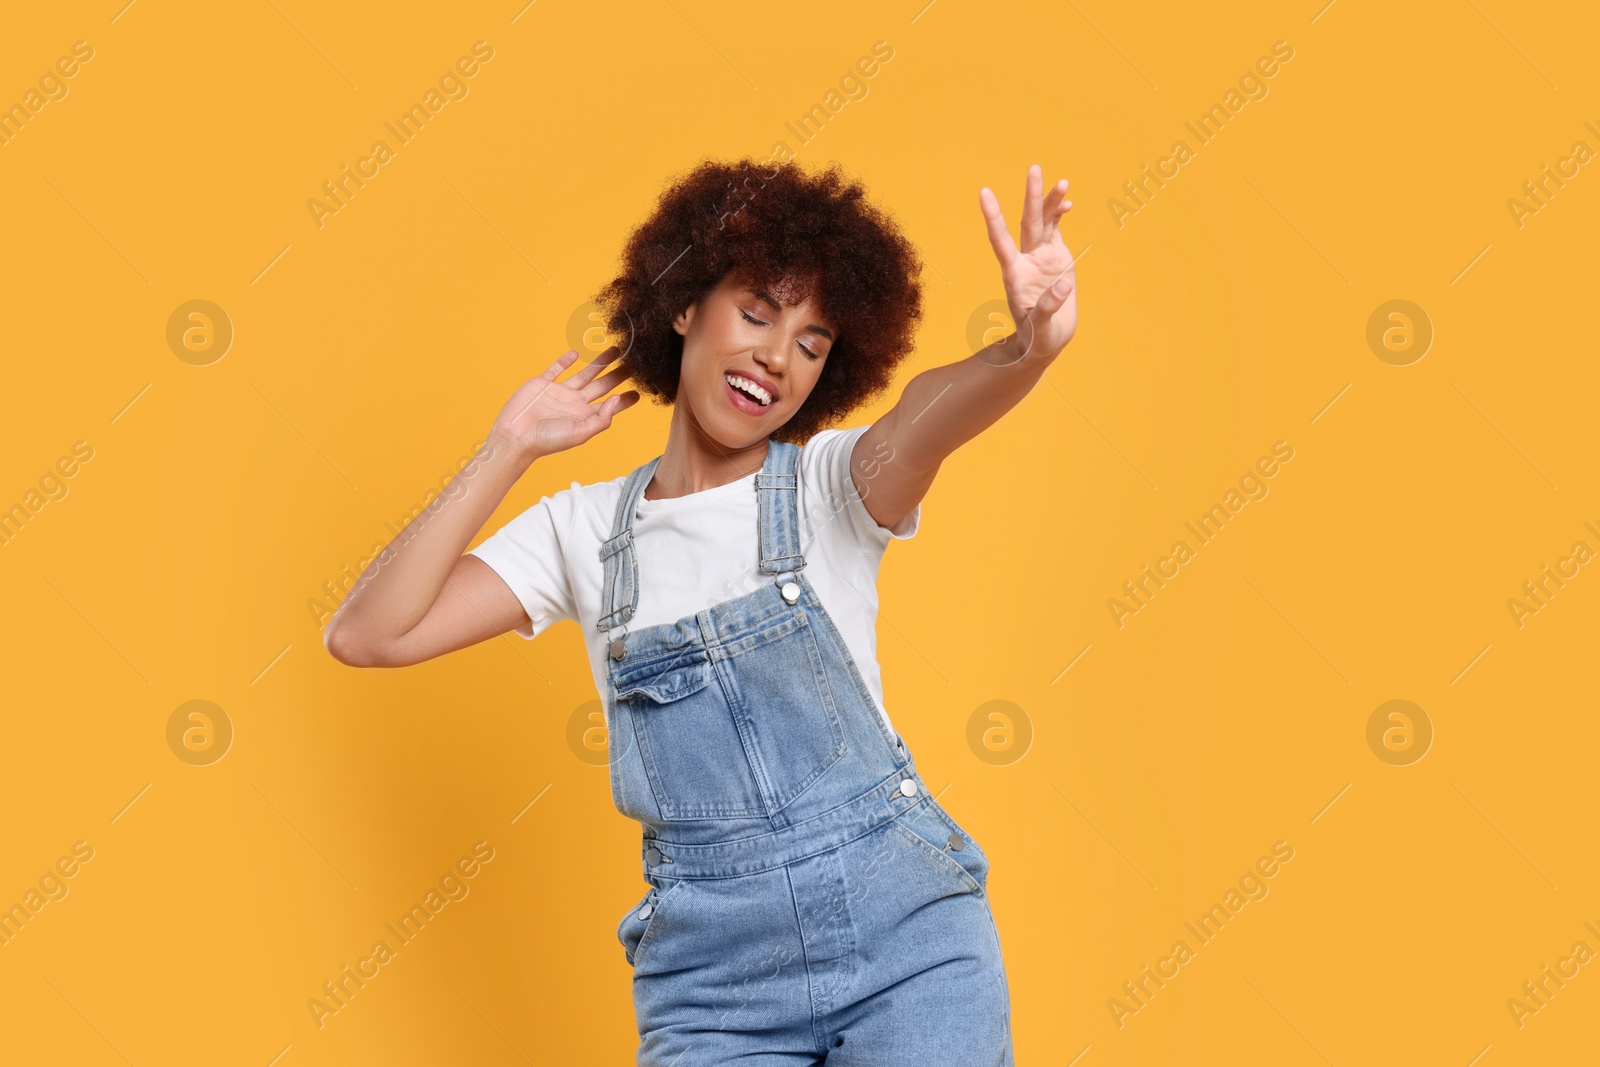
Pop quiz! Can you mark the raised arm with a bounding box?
[323,347,638,667]
[849,164,1077,529]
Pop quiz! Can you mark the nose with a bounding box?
[751,336,786,377]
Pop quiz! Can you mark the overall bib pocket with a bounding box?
[613,612,847,820]
[713,610,847,814]
[614,648,767,820]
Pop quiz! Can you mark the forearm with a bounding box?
[324,429,536,648]
[887,333,1059,474]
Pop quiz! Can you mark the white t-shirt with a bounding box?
[467,425,919,733]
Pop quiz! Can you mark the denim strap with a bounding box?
[756,440,806,575]
[596,440,807,633]
[596,454,663,632]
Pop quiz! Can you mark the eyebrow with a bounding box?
[748,288,834,342]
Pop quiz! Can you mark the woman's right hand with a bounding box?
[488,345,641,462]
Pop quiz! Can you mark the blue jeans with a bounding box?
[600,440,1014,1065]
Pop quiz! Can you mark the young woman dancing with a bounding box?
[325,156,1077,1065]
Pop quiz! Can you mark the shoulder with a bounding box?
[796,426,918,543]
[794,426,863,504]
[798,424,888,483]
[545,473,627,511]
[546,474,628,533]
[483,473,628,547]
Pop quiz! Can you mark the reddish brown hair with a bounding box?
[595,157,923,442]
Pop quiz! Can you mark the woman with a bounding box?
[324,156,1077,1064]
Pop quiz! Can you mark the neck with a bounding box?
[645,408,769,500]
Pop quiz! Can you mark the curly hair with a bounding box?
[594,157,923,443]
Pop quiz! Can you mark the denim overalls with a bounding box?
[598,438,1014,1065]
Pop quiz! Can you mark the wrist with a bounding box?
[981,327,1060,369]
[1011,314,1067,364]
[1028,334,1066,364]
[484,426,543,473]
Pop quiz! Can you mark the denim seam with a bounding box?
[781,863,828,1056]
[641,773,924,879]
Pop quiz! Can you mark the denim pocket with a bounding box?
[614,610,848,820]
[614,658,713,703]
[615,880,685,969]
[925,801,991,888]
[891,802,991,895]
[716,611,847,814]
[616,650,767,820]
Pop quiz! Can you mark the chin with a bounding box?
[710,418,774,450]
[688,381,788,448]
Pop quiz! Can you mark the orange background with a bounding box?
[2,1,1598,1064]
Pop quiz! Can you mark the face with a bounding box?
[672,270,836,448]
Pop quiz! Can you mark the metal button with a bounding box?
[781,581,800,604]
[609,637,626,660]
[947,833,965,852]
[899,779,917,798]
[644,846,662,866]
[637,903,654,920]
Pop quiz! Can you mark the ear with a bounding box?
[672,302,696,337]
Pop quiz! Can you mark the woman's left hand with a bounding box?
[978,163,1077,361]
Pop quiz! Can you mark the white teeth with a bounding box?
[725,373,772,406]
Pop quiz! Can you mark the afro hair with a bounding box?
[594,157,924,443]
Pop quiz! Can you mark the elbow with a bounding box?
[324,617,381,667]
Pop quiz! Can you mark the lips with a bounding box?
[726,372,775,402]
[724,376,769,416]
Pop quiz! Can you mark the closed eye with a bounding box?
[741,308,822,360]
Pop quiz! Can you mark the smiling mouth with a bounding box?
[724,372,774,408]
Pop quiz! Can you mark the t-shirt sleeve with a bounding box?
[466,488,580,639]
[801,425,921,546]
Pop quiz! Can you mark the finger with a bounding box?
[1032,268,1075,319]
[598,390,642,425]
[1019,165,1044,251]
[581,363,634,402]
[541,349,580,381]
[567,345,622,389]
[978,187,1019,267]
[1047,202,1074,244]
[1041,177,1069,222]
